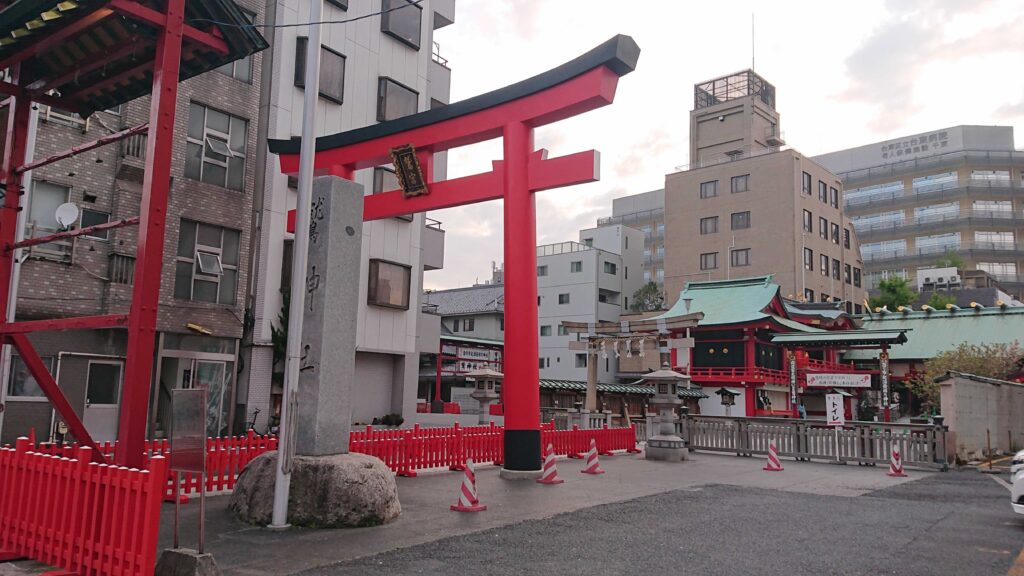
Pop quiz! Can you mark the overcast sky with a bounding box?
[424,0,1024,290]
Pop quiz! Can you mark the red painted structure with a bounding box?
[271,35,640,473]
[0,0,265,468]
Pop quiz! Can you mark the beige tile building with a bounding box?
[663,70,868,311]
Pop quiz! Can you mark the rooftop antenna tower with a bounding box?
[751,13,756,70]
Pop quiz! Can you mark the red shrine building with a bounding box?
[650,276,907,420]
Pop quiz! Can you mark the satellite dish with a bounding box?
[55,203,80,229]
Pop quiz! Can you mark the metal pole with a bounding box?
[987,428,992,470]
[271,0,323,528]
[0,103,36,437]
[173,471,180,549]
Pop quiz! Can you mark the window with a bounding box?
[6,355,54,398]
[381,0,422,50]
[700,216,718,234]
[820,254,829,276]
[819,217,828,240]
[540,325,551,336]
[643,270,652,282]
[830,187,839,208]
[730,248,750,267]
[700,180,718,199]
[558,325,570,336]
[538,358,545,369]
[831,223,840,245]
[603,262,617,275]
[832,258,840,281]
[367,259,412,309]
[624,236,628,249]
[28,181,69,238]
[971,169,1010,182]
[700,252,718,270]
[326,0,348,8]
[656,268,664,283]
[214,10,254,81]
[452,318,459,332]
[500,317,504,331]
[575,354,587,368]
[804,248,813,271]
[86,362,122,405]
[377,77,418,122]
[731,174,750,193]
[912,171,957,193]
[185,103,247,191]
[731,211,750,230]
[843,228,851,249]
[819,181,828,203]
[464,318,475,332]
[854,304,864,315]
[845,181,903,204]
[821,293,831,303]
[174,220,240,304]
[80,209,111,240]
[570,261,582,273]
[975,231,1014,245]
[914,202,958,220]
[853,267,862,288]
[558,293,570,304]
[537,265,548,277]
[803,210,813,233]
[804,289,814,302]
[624,267,628,280]
[802,172,812,195]
[978,262,1018,278]
[845,264,852,284]
[916,232,961,252]
[974,200,1012,214]
[295,37,346,104]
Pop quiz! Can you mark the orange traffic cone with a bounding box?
[887,446,907,477]
[763,441,784,471]
[536,443,564,485]
[581,438,605,475]
[450,458,486,512]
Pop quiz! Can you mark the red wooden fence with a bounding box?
[0,438,166,575]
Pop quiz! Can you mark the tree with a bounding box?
[867,277,915,311]
[630,282,664,312]
[270,289,290,381]
[910,341,1024,411]
[932,250,965,270]
[926,292,956,309]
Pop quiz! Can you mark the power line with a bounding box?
[187,0,425,30]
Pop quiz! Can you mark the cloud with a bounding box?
[996,93,1024,120]
[613,130,672,178]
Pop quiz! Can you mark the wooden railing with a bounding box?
[802,358,856,373]
[689,366,788,383]
[635,415,949,470]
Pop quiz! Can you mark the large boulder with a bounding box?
[228,451,400,528]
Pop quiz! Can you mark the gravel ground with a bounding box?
[303,469,1024,576]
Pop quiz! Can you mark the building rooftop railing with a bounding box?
[431,41,449,68]
[863,241,1024,264]
[597,207,665,227]
[425,217,444,231]
[836,149,1024,186]
[536,241,593,257]
[670,145,783,174]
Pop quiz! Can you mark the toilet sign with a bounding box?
[826,393,845,426]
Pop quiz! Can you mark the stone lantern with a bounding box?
[465,368,503,424]
[643,363,689,462]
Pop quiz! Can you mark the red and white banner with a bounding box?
[806,373,871,388]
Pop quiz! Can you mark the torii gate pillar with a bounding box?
[271,35,640,478]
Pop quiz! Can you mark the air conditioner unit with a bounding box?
[935,277,945,284]
[922,276,933,284]
[949,274,961,285]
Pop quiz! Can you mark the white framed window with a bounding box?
[381,0,422,50]
[185,103,248,191]
[174,219,241,305]
[367,259,412,309]
[295,37,346,104]
[377,77,418,121]
[6,355,54,399]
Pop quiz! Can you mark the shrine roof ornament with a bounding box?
[268,34,640,156]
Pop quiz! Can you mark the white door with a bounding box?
[82,361,123,443]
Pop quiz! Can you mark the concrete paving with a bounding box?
[157,451,929,575]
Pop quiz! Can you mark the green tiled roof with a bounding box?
[771,329,908,347]
[539,379,708,399]
[843,307,1024,360]
[654,275,821,332]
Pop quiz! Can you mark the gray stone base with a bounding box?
[228,451,400,528]
[645,435,689,462]
[154,548,222,576]
[499,467,543,480]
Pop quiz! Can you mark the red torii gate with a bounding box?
[271,35,640,475]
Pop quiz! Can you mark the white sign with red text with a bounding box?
[826,394,845,427]
[807,373,871,388]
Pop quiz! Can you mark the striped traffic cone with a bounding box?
[887,446,907,477]
[763,441,784,471]
[581,438,605,475]
[536,443,565,485]
[450,458,486,512]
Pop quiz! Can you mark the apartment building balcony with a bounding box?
[597,207,665,227]
[837,149,1024,187]
[423,218,445,271]
[844,179,1018,216]
[855,210,1024,241]
[536,241,593,257]
[117,132,147,182]
[863,241,1024,267]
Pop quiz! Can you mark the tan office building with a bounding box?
[814,126,1024,297]
[664,70,868,311]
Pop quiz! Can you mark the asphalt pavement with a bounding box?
[303,469,1024,576]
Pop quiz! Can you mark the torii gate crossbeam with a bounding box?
[271,35,640,476]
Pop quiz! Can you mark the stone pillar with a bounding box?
[296,176,363,456]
